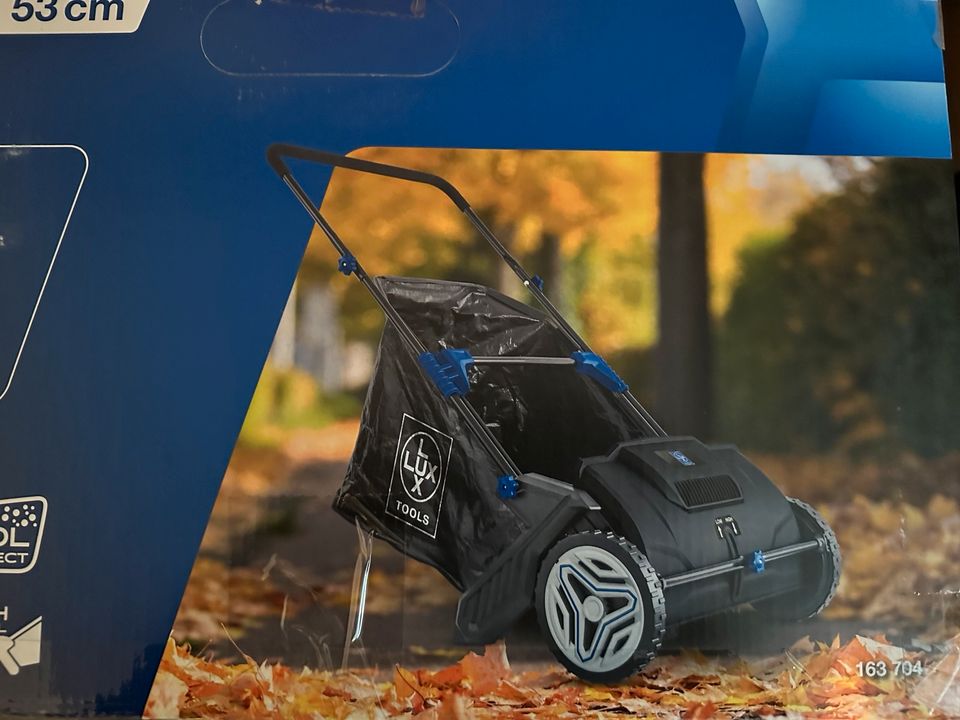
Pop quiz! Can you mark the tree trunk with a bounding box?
[295,282,344,392]
[270,281,298,371]
[495,223,521,296]
[536,231,564,313]
[656,153,712,438]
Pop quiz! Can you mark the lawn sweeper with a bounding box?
[267,145,842,683]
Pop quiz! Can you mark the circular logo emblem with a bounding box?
[399,432,443,503]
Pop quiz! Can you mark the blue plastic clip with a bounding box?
[751,550,766,574]
[530,275,545,291]
[571,352,628,393]
[338,254,358,276]
[497,475,519,500]
[418,348,474,397]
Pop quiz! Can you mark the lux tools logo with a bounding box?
[385,414,452,539]
[0,497,47,574]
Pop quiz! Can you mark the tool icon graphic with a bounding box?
[0,616,42,676]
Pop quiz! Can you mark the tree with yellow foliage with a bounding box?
[305,148,818,395]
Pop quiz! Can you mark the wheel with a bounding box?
[535,530,666,683]
[753,498,841,621]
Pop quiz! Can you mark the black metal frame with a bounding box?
[266,144,666,479]
[661,539,822,589]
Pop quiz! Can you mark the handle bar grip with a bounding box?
[266,143,470,212]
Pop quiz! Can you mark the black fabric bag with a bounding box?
[334,276,637,589]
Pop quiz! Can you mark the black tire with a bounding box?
[534,530,666,683]
[753,498,841,621]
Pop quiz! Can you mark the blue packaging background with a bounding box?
[0,0,949,714]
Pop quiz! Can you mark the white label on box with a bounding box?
[0,0,150,34]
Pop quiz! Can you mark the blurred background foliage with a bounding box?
[244,149,959,466]
[312,149,815,347]
[238,365,360,448]
[718,158,960,458]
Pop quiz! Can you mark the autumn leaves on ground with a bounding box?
[147,633,960,720]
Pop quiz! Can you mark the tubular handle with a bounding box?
[267,143,470,211]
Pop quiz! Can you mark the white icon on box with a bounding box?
[0,616,42,676]
[0,496,48,574]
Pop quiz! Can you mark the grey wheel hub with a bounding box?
[543,545,645,673]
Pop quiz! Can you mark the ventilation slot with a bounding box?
[675,475,742,508]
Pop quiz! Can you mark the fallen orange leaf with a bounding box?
[460,642,511,696]
[682,700,725,719]
[394,664,427,712]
